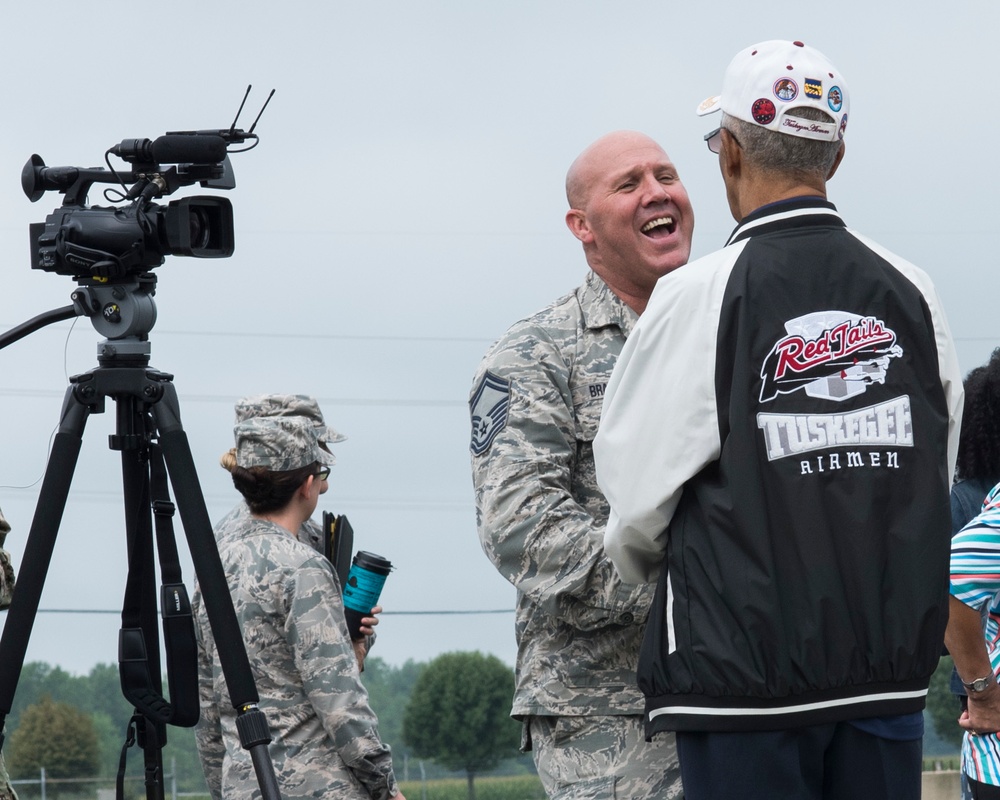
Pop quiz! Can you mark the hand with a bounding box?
[351,605,382,672]
[960,683,1000,736]
[355,605,382,638]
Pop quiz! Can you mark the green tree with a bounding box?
[5,662,209,793]
[364,656,425,778]
[926,655,964,750]
[403,652,519,800]
[8,694,100,795]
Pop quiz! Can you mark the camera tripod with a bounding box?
[0,281,282,800]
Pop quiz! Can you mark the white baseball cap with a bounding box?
[697,40,849,142]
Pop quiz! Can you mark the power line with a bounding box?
[0,387,468,408]
[7,608,510,616]
[0,323,496,346]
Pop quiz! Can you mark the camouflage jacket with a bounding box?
[192,513,398,800]
[211,502,376,659]
[0,508,13,610]
[469,271,654,717]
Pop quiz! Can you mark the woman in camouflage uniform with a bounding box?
[192,416,404,800]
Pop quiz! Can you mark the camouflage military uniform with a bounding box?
[470,271,681,798]
[215,500,327,555]
[193,418,398,800]
[0,509,18,800]
[213,502,375,664]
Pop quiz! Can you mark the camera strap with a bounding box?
[118,441,199,728]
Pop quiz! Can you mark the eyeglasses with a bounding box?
[704,127,723,154]
[704,126,741,154]
[315,466,331,481]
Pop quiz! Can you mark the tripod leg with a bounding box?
[0,390,90,727]
[116,400,166,800]
[151,386,281,800]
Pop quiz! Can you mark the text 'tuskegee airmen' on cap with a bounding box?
[697,40,849,142]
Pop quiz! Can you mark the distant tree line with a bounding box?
[2,653,528,796]
[1,652,964,799]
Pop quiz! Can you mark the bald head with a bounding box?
[563,130,694,314]
[566,131,667,210]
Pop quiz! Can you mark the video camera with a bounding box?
[22,87,274,281]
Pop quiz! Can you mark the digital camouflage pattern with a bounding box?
[235,393,347,454]
[471,271,654,718]
[234,416,334,472]
[0,508,13,610]
[0,751,14,800]
[470,271,680,797]
[530,715,682,799]
[215,500,328,556]
[0,508,17,800]
[213,502,375,673]
[192,514,398,800]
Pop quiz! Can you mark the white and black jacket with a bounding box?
[594,197,964,735]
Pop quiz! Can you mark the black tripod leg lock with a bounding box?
[236,705,273,749]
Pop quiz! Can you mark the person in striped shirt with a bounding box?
[946,482,1000,798]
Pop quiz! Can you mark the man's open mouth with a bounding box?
[641,216,676,237]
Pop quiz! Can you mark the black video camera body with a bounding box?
[22,87,273,282]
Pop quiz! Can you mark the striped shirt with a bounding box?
[950,481,1000,784]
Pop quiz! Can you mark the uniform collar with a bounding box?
[580,271,639,337]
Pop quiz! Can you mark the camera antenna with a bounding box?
[223,85,275,153]
[247,89,275,135]
[228,85,253,139]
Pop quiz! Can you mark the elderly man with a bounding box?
[470,130,693,798]
[594,41,963,800]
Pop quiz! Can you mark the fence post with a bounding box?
[39,767,45,800]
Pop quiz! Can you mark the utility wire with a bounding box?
[7,608,510,616]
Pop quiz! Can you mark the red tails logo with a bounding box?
[760,315,900,402]
[774,318,894,379]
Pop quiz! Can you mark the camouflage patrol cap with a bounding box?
[234,416,335,472]
[234,394,347,446]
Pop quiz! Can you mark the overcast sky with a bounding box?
[0,1,996,684]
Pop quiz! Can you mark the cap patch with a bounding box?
[839,114,848,139]
[773,78,798,102]
[804,78,822,99]
[828,86,844,112]
[470,371,510,456]
[752,98,777,125]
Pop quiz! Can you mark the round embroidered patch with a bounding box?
[828,85,843,113]
[751,98,776,125]
[773,78,798,102]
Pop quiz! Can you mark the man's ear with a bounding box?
[721,128,742,179]
[565,209,594,244]
[827,141,846,180]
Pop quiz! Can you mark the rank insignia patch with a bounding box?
[470,371,511,455]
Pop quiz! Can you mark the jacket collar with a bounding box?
[726,196,845,247]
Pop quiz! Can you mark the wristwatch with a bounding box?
[962,674,996,694]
